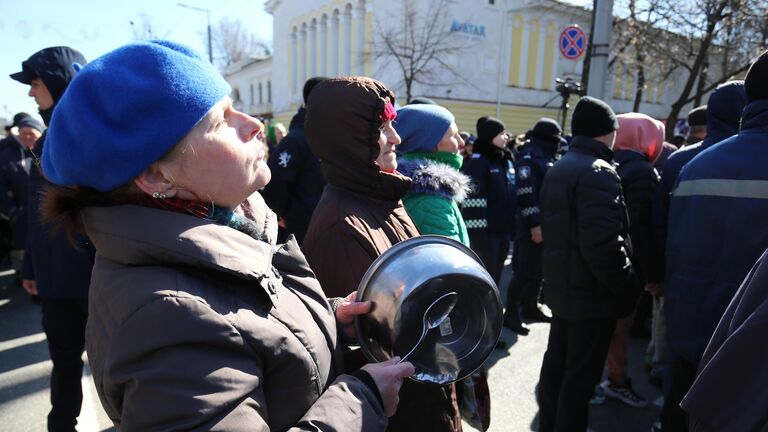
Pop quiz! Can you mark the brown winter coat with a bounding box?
[301,77,462,432]
[82,194,387,431]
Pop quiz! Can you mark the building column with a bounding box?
[342,4,352,75]
[332,10,340,77]
[354,1,366,75]
[290,28,298,97]
[310,19,318,77]
[320,15,329,76]
[299,23,308,90]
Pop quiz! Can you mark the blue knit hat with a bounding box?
[395,104,454,154]
[43,40,231,191]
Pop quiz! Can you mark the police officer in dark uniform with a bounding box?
[504,118,561,334]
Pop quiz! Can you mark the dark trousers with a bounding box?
[469,233,510,284]
[507,225,543,309]
[41,298,88,432]
[538,315,616,432]
[660,350,697,432]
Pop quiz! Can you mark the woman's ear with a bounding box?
[133,163,177,198]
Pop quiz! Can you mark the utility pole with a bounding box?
[178,3,213,64]
[586,0,614,99]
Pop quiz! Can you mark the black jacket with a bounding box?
[18,47,94,299]
[514,138,557,229]
[0,140,34,249]
[615,150,660,283]
[260,107,325,244]
[540,136,640,319]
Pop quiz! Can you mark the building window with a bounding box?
[233,88,241,102]
[250,84,255,106]
[258,82,263,104]
[267,81,272,103]
[489,0,495,4]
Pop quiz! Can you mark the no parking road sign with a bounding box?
[559,25,587,60]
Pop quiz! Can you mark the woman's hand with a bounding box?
[361,357,415,417]
[335,291,372,340]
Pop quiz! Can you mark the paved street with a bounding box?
[0,254,661,432]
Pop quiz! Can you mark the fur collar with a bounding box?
[397,158,473,203]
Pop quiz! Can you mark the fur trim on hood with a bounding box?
[396,158,473,203]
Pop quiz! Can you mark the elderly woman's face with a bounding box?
[375,120,401,172]
[166,98,269,207]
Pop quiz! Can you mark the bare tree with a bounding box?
[370,0,474,103]
[608,0,766,138]
[213,18,271,68]
[129,14,172,41]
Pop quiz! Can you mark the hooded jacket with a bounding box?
[11,47,86,124]
[82,195,387,431]
[18,47,94,299]
[300,77,461,432]
[649,82,748,283]
[301,77,419,298]
[613,113,664,282]
[665,97,768,364]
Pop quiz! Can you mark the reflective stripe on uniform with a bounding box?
[517,186,534,195]
[521,206,540,217]
[463,198,488,208]
[465,219,488,229]
[674,179,768,200]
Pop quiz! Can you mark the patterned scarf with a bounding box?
[136,196,268,242]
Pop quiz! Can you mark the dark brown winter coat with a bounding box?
[302,77,462,432]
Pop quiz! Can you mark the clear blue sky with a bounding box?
[0,0,273,122]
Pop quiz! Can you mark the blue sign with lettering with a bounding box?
[450,20,486,37]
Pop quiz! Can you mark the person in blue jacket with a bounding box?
[10,46,96,432]
[460,117,516,285]
[661,50,768,432]
[504,118,561,335]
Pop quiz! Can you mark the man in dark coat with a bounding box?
[660,51,768,432]
[504,118,561,334]
[537,97,640,432]
[681,247,768,432]
[11,46,95,432]
[0,117,43,273]
[649,81,748,285]
[260,77,327,245]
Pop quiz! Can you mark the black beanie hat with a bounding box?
[531,117,562,142]
[571,96,619,138]
[476,116,490,131]
[303,76,328,104]
[477,117,505,142]
[745,50,768,103]
[687,105,707,126]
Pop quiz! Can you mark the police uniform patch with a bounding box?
[519,166,531,179]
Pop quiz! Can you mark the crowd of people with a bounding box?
[2,38,766,432]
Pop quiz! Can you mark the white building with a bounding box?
[264,0,701,134]
[224,56,274,117]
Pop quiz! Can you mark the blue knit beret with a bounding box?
[43,40,231,191]
[395,104,454,154]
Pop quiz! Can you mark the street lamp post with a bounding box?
[178,3,213,64]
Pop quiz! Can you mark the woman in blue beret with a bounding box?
[40,40,414,431]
